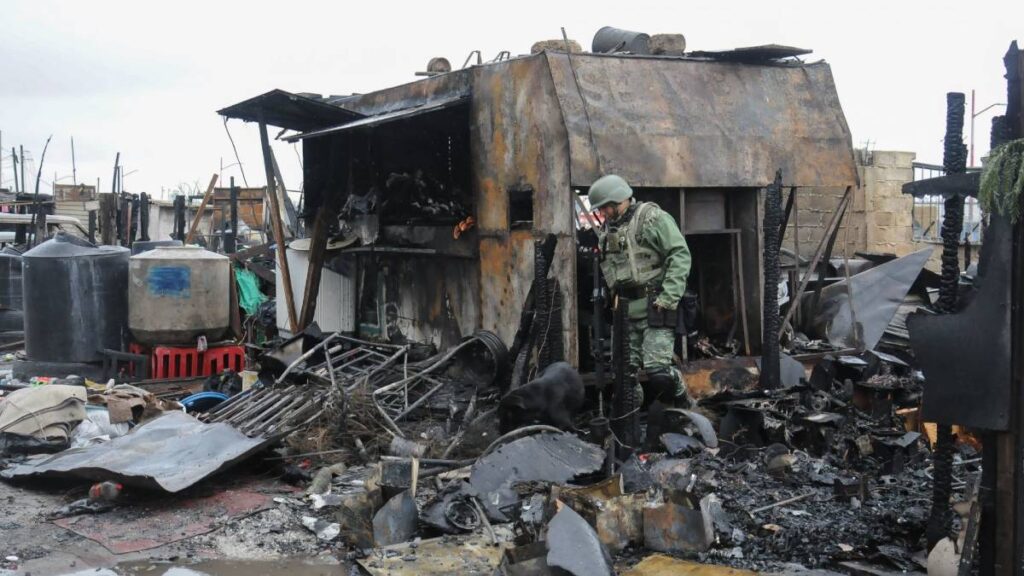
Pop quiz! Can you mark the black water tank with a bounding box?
[592,26,651,55]
[23,233,130,363]
[0,252,23,310]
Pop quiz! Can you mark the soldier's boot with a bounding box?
[644,399,667,452]
[647,367,682,403]
[643,368,677,451]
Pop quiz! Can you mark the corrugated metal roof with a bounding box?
[283,95,469,142]
[218,89,363,131]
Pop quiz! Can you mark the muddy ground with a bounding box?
[0,474,347,576]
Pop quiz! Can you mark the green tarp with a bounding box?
[234,267,267,316]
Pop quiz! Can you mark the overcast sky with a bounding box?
[1,0,1021,199]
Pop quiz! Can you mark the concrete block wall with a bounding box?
[781,185,865,261]
[782,149,958,272]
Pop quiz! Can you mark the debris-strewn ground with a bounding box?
[687,449,934,571]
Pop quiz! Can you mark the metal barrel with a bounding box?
[592,26,650,55]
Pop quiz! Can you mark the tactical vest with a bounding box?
[598,202,664,291]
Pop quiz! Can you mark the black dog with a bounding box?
[498,362,584,433]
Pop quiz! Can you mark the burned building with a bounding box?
[220,48,859,365]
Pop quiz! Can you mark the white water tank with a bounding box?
[129,246,230,345]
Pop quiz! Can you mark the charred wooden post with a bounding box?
[185,174,219,245]
[937,92,968,314]
[129,194,140,247]
[760,170,783,389]
[100,193,117,245]
[138,192,150,242]
[229,179,238,250]
[172,194,186,241]
[991,40,1024,575]
[927,91,968,551]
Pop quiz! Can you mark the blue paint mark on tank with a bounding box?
[147,266,191,298]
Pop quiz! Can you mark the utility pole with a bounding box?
[11,148,18,194]
[970,89,1007,167]
[19,145,25,197]
[71,136,77,186]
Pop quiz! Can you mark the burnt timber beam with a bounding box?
[985,41,1021,575]
[1006,40,1024,576]
[184,174,219,245]
[259,116,298,333]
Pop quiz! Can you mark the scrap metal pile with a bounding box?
[199,328,957,574]
[0,321,960,575]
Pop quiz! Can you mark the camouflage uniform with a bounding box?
[597,200,692,403]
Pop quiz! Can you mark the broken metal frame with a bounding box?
[206,334,412,438]
[204,384,326,439]
[371,336,483,436]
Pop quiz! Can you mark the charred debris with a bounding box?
[1,29,1022,576]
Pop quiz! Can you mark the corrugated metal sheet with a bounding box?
[284,96,469,142]
[276,248,355,334]
[218,89,363,131]
[54,201,96,238]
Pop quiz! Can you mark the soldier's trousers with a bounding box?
[626,317,685,400]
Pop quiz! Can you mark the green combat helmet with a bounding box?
[588,174,633,209]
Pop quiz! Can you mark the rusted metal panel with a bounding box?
[331,69,474,117]
[284,96,469,142]
[217,89,362,131]
[545,52,859,189]
[471,57,578,366]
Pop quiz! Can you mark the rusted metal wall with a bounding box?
[545,53,859,189]
[274,52,860,360]
[471,56,578,366]
[370,256,480,352]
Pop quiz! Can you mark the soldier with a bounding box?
[589,174,693,441]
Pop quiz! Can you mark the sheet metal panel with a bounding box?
[472,57,578,365]
[276,247,355,335]
[545,53,859,189]
[217,89,363,131]
[284,96,469,142]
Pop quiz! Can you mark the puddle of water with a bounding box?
[61,559,342,576]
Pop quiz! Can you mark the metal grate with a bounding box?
[911,162,983,243]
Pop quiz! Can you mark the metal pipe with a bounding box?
[273,332,340,385]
